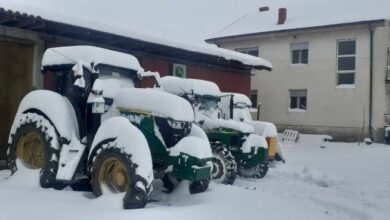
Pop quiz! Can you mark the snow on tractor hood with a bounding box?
[160,76,221,97]
[42,46,143,73]
[202,117,255,134]
[114,88,194,122]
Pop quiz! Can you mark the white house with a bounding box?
[207,0,390,142]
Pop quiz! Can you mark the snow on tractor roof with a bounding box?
[160,76,221,97]
[42,46,143,72]
[222,92,252,106]
[114,88,194,122]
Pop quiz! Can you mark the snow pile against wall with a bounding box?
[211,0,390,39]
[0,0,272,69]
[160,76,221,97]
[90,117,153,186]
[42,46,143,72]
[114,88,194,122]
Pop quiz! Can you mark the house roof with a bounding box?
[208,0,390,42]
[0,0,272,71]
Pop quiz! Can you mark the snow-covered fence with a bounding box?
[281,129,299,143]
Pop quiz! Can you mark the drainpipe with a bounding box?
[368,26,374,140]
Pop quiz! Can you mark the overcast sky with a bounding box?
[2,0,297,40]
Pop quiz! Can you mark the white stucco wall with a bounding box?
[218,25,389,134]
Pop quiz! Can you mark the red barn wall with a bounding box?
[140,55,251,96]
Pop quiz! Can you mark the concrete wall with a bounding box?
[218,24,390,142]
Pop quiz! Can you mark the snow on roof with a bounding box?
[160,76,221,97]
[42,46,143,72]
[114,88,194,122]
[210,0,390,40]
[0,0,272,69]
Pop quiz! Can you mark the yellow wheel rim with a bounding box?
[16,131,45,169]
[99,158,129,193]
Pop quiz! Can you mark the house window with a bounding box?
[337,40,356,85]
[250,90,258,108]
[289,89,307,110]
[291,42,308,64]
[235,47,259,57]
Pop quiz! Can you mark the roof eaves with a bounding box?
[207,19,387,43]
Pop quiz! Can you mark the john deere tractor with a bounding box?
[220,92,285,163]
[7,46,212,209]
[160,76,269,185]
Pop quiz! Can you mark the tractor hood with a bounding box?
[201,117,255,134]
[114,88,194,122]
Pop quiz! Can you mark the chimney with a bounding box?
[259,6,269,12]
[277,8,287,25]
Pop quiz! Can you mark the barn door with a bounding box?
[0,39,34,160]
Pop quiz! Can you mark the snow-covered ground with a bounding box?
[1,134,389,220]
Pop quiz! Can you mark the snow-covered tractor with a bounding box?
[160,76,269,185]
[220,93,285,163]
[7,46,212,209]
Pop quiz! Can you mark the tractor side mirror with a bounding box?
[91,79,104,95]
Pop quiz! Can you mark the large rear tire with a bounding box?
[211,145,237,185]
[90,147,150,209]
[7,114,63,189]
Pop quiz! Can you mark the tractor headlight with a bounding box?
[167,119,186,129]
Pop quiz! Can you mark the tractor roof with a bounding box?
[42,46,143,72]
[160,76,221,97]
[221,92,252,106]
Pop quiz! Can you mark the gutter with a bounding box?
[368,26,374,140]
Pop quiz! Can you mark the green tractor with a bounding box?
[6,46,212,209]
[160,76,269,185]
[220,92,285,163]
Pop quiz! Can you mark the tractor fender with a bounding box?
[8,90,79,146]
[88,116,154,186]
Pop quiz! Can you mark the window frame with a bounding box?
[336,39,356,85]
[289,89,307,111]
[290,42,309,64]
[250,90,258,108]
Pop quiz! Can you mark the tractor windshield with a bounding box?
[233,103,253,122]
[98,65,136,99]
[199,96,219,111]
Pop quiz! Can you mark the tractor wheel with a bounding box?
[90,147,150,209]
[162,173,209,194]
[238,162,269,179]
[189,179,210,194]
[7,116,63,189]
[162,173,181,193]
[211,145,237,185]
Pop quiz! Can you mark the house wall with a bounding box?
[218,25,390,141]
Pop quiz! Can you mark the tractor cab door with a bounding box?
[43,66,93,139]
